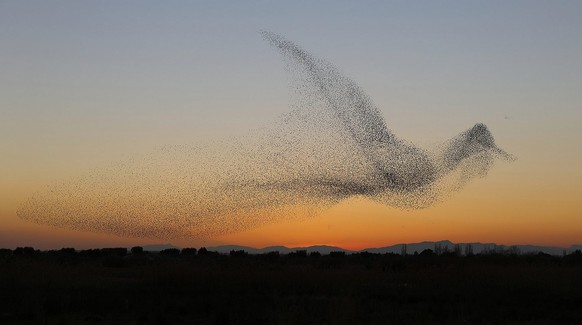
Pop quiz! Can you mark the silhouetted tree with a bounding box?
[454,244,462,256]
[357,252,377,258]
[14,247,38,256]
[401,244,407,256]
[131,246,144,254]
[58,247,76,254]
[309,251,321,258]
[434,244,442,255]
[464,244,474,256]
[160,248,180,256]
[0,248,12,257]
[289,250,307,258]
[442,244,450,254]
[198,247,209,255]
[79,248,101,257]
[481,244,493,255]
[263,251,279,261]
[230,250,248,257]
[507,245,521,256]
[56,248,78,263]
[181,248,197,256]
[563,250,582,265]
[419,249,435,257]
[329,251,346,258]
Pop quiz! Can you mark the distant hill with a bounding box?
[206,245,349,255]
[124,241,581,256]
[361,241,576,256]
[363,240,455,254]
[139,244,180,252]
[202,241,581,256]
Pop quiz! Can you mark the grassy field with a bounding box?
[1,248,581,324]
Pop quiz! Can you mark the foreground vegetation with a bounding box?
[1,247,581,324]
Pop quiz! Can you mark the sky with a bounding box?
[1,1,582,250]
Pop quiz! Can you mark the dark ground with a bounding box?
[1,247,581,324]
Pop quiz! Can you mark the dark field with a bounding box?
[1,248,581,324]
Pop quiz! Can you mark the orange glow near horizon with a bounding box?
[2,156,582,250]
[216,164,582,251]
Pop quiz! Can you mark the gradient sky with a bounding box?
[1,1,581,250]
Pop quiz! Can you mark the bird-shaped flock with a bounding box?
[18,32,513,239]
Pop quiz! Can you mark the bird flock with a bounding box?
[17,32,514,239]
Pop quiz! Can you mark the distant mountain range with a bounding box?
[195,240,581,256]
[136,241,581,256]
[140,244,180,252]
